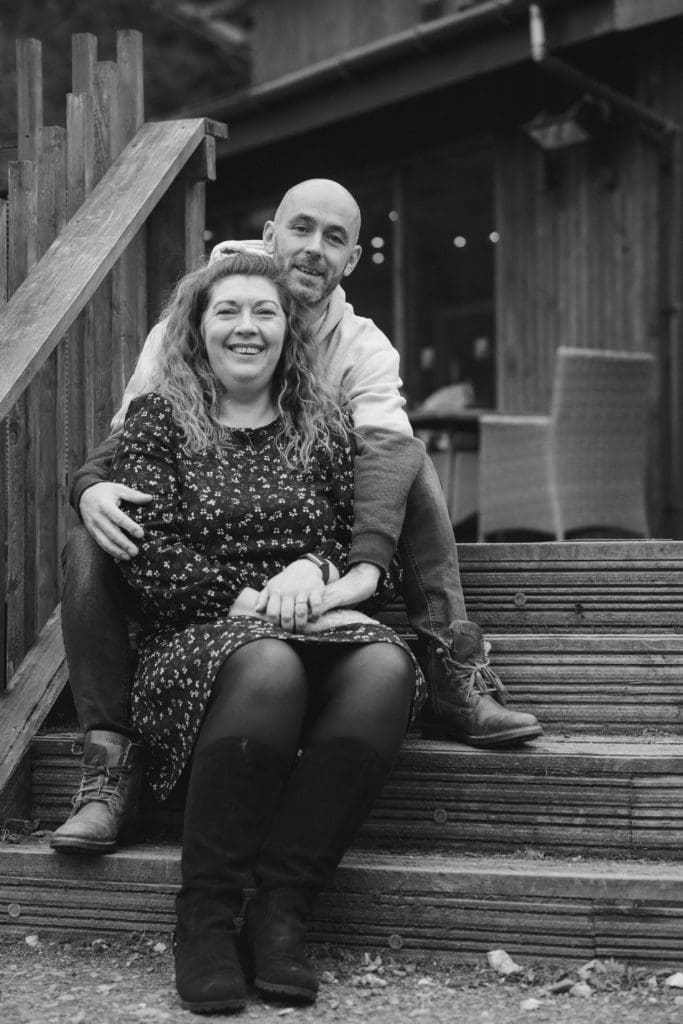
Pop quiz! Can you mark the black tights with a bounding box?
[194,639,414,767]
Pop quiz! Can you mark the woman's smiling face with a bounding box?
[201,274,287,397]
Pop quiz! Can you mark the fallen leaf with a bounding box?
[577,959,604,980]
[544,977,574,995]
[363,952,383,971]
[487,949,523,976]
[357,973,387,987]
[520,997,542,1011]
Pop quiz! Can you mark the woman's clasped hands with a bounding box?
[229,559,382,633]
[254,558,332,632]
[229,559,334,633]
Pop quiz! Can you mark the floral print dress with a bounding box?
[110,393,425,799]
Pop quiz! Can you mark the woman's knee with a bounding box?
[219,639,307,704]
[337,644,414,711]
[363,642,414,683]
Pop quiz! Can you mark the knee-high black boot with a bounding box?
[243,737,390,1005]
[175,737,290,1014]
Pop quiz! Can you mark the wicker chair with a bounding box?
[477,347,656,541]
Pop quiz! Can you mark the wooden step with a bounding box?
[488,633,683,733]
[455,540,683,632]
[31,733,683,859]
[1,839,682,964]
[376,628,683,733]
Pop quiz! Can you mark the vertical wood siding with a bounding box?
[493,37,683,534]
[494,123,659,414]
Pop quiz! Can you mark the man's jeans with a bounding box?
[60,450,466,735]
[398,450,467,645]
[61,524,135,736]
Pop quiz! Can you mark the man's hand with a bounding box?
[209,240,267,263]
[79,482,153,560]
[320,562,381,613]
[255,560,335,633]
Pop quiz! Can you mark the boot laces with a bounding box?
[436,647,509,706]
[72,764,126,811]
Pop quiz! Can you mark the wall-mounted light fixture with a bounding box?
[523,95,608,151]
[527,3,679,143]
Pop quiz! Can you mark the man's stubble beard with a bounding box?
[271,238,332,309]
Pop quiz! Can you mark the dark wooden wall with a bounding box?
[494,114,660,415]
[251,0,418,84]
[493,36,683,535]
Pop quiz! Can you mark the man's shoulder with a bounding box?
[338,298,393,350]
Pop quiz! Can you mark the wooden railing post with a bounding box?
[71,33,97,95]
[35,126,66,628]
[16,39,42,164]
[65,91,95,492]
[113,30,146,411]
[0,199,7,691]
[6,160,38,677]
[146,135,215,327]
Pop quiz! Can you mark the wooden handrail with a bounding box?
[0,606,66,802]
[0,116,221,423]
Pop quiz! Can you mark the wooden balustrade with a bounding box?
[0,31,225,707]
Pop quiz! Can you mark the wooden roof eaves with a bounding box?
[172,0,683,159]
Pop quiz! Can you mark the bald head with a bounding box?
[263,178,363,314]
[274,179,362,245]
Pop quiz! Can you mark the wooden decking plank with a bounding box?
[29,733,683,857]
[2,843,683,962]
[489,632,683,652]
[448,544,683,630]
[458,541,683,563]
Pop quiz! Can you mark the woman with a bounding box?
[110,252,424,1014]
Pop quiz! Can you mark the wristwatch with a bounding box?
[302,552,332,583]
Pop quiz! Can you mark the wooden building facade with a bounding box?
[181,0,683,536]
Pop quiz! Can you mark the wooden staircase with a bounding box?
[2,540,683,964]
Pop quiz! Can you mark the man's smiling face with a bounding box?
[263,180,362,315]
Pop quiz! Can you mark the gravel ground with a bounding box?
[2,932,683,1024]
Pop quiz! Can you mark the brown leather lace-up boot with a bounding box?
[50,730,143,854]
[423,620,543,747]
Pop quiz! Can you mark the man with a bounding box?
[51,179,541,854]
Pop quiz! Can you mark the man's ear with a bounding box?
[343,244,362,277]
[263,220,275,254]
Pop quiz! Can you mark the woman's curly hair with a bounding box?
[154,252,351,468]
